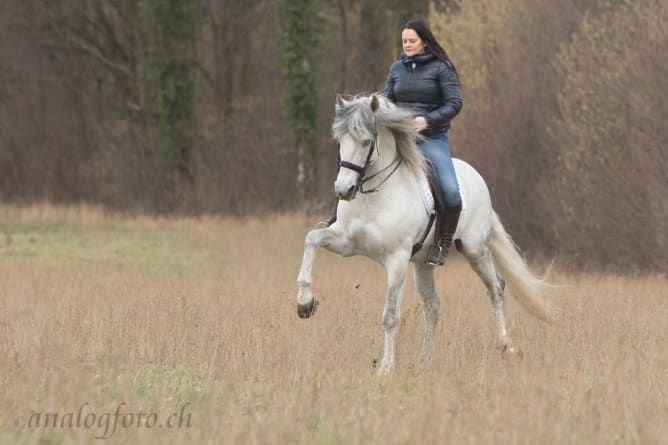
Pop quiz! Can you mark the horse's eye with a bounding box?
[362,139,373,147]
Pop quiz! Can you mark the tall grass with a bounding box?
[0,205,666,444]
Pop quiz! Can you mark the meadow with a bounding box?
[0,205,666,444]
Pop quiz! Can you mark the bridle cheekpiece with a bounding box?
[338,131,402,195]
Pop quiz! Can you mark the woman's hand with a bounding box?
[413,116,428,132]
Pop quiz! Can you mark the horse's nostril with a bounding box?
[336,184,357,200]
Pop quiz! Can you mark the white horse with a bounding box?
[296,94,556,375]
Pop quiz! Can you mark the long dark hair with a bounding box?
[403,19,459,81]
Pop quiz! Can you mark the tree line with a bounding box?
[0,0,665,270]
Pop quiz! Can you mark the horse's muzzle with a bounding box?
[335,183,357,201]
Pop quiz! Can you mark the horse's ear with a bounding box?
[370,94,379,113]
[336,94,346,109]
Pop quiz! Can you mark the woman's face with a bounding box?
[402,28,426,57]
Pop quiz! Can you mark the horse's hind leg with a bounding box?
[462,245,515,353]
[378,252,411,375]
[297,226,353,318]
[413,262,440,366]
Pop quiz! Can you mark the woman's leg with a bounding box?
[418,133,462,265]
[417,133,461,208]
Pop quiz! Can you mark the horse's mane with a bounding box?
[332,94,428,178]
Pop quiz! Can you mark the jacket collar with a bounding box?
[400,52,436,66]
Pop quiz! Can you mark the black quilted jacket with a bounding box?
[384,52,463,135]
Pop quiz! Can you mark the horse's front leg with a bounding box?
[378,251,411,375]
[296,225,353,318]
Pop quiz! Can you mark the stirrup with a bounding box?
[426,243,447,266]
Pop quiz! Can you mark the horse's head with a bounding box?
[331,93,426,200]
[332,94,381,200]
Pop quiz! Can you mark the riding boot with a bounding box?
[320,198,339,227]
[426,203,462,266]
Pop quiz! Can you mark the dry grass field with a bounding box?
[0,205,666,444]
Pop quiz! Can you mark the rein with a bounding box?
[338,134,403,194]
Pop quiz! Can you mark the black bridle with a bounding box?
[337,134,402,195]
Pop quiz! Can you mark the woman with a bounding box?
[384,19,463,266]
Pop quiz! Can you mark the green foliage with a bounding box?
[278,0,320,149]
[137,0,199,163]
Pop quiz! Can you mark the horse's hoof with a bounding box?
[500,344,523,359]
[376,364,392,377]
[297,299,318,318]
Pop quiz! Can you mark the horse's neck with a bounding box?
[345,160,426,245]
[352,136,422,217]
[369,132,398,175]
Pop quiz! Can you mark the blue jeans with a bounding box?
[418,132,461,208]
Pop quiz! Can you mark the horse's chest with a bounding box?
[348,222,407,259]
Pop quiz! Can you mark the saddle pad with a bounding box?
[418,174,436,216]
[417,172,466,218]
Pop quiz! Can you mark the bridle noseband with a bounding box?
[338,133,402,195]
[338,134,377,177]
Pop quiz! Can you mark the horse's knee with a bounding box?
[304,230,321,247]
[424,298,440,319]
[382,311,399,331]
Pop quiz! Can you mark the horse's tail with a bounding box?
[490,211,558,322]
